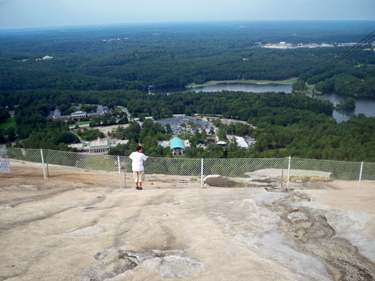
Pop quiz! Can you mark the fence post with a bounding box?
[124,162,127,189]
[358,161,364,190]
[201,158,204,189]
[287,155,291,189]
[281,162,284,189]
[118,155,122,189]
[40,149,47,179]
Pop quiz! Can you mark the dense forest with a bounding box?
[1,21,375,161]
[1,21,374,94]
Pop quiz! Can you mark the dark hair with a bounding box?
[135,145,142,151]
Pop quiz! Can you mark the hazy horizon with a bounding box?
[1,0,375,30]
[1,19,375,32]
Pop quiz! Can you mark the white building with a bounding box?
[89,138,111,153]
[234,136,249,148]
[69,138,129,154]
[71,111,87,120]
[69,143,84,150]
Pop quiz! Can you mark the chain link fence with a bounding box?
[362,162,375,180]
[203,158,288,188]
[6,148,123,187]
[130,157,202,188]
[43,149,122,187]
[5,148,45,178]
[289,157,362,181]
[2,148,375,189]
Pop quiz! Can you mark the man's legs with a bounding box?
[138,171,144,190]
[133,171,140,189]
[133,171,144,190]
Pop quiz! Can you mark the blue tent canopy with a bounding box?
[170,137,184,149]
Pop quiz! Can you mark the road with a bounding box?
[117,106,131,118]
[69,130,85,143]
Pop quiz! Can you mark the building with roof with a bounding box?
[216,141,228,146]
[87,105,110,118]
[226,135,251,148]
[89,138,111,153]
[68,138,129,154]
[51,105,110,121]
[234,136,249,148]
[71,111,87,120]
[110,140,129,147]
[69,143,85,150]
[51,109,70,121]
[163,137,190,155]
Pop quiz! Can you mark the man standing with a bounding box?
[129,145,149,190]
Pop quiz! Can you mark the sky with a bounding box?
[0,0,375,29]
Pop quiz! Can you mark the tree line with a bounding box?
[1,22,374,95]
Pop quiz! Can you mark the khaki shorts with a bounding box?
[133,171,145,183]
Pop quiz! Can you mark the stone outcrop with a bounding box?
[204,168,333,187]
[245,169,283,182]
[203,174,276,187]
[245,169,333,181]
[244,175,273,183]
[203,175,238,187]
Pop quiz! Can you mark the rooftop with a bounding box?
[169,137,184,149]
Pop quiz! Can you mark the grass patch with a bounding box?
[0,118,16,130]
[306,84,315,93]
[282,176,331,183]
[75,121,91,126]
[186,78,297,88]
[234,181,245,187]
[77,156,117,171]
[116,107,124,113]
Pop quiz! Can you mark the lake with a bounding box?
[310,93,375,123]
[150,83,293,94]
[150,83,375,123]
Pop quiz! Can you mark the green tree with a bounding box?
[209,126,215,135]
[7,127,16,142]
[165,124,172,134]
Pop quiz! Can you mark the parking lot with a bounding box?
[155,116,214,134]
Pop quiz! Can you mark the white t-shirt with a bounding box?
[129,152,148,171]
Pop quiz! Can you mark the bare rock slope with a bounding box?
[0,174,375,281]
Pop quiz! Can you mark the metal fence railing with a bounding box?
[2,148,374,189]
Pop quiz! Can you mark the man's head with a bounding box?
[135,145,142,152]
